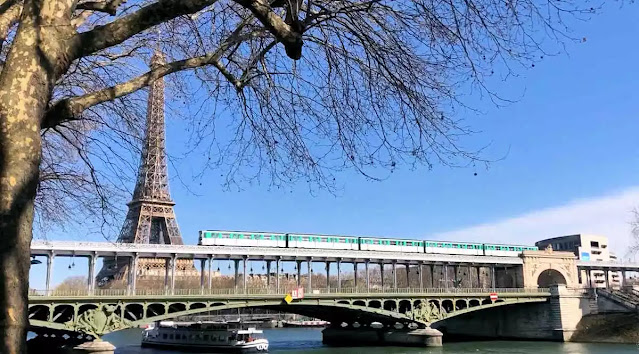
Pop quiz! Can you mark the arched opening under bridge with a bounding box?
[537,269,567,287]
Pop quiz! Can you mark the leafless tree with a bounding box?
[52,276,89,292]
[0,0,592,351]
[627,209,639,261]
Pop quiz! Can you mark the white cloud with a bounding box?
[432,186,639,259]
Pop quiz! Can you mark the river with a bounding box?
[103,327,639,354]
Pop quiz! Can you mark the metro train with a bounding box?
[198,230,538,257]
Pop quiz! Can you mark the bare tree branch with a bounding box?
[75,0,128,16]
[73,0,219,58]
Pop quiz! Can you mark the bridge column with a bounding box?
[170,254,177,295]
[129,253,138,295]
[365,260,370,291]
[453,264,458,288]
[127,256,133,295]
[380,262,384,289]
[200,259,206,294]
[45,251,55,294]
[585,268,591,288]
[296,260,302,287]
[164,258,170,294]
[87,252,96,295]
[392,261,397,289]
[622,270,627,286]
[276,258,281,293]
[208,255,213,291]
[326,261,330,290]
[430,263,440,288]
[604,269,610,289]
[444,264,449,289]
[234,259,240,292]
[490,265,495,290]
[353,262,358,289]
[266,260,272,289]
[243,257,248,294]
[405,264,410,288]
[337,259,342,291]
[307,259,312,292]
[419,262,423,291]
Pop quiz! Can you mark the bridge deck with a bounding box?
[30,241,525,264]
[28,287,551,300]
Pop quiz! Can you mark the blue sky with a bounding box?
[32,5,639,287]
[166,5,639,249]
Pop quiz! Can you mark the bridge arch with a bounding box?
[536,269,567,287]
[28,292,550,338]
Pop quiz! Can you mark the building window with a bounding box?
[590,241,599,248]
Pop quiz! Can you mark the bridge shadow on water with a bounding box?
[98,327,639,354]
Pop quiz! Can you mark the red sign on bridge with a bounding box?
[489,293,498,301]
[291,287,305,300]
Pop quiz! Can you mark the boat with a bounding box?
[282,320,329,327]
[141,320,269,353]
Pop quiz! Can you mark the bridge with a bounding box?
[28,241,639,349]
[27,287,549,338]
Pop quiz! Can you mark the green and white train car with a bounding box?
[199,231,287,248]
[198,230,538,257]
[359,237,423,253]
[424,241,484,256]
[287,234,359,250]
[483,243,538,257]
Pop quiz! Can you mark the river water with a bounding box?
[103,327,639,354]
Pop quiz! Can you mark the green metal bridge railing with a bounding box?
[28,287,551,297]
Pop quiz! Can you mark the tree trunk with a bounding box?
[0,49,45,353]
[0,1,72,351]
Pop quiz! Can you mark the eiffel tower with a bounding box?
[97,51,196,284]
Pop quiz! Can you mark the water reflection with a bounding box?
[102,328,638,354]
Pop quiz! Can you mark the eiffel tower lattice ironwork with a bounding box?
[118,51,183,247]
[97,52,194,284]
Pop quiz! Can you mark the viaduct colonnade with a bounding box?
[38,251,518,295]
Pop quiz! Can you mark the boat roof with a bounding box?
[237,328,262,334]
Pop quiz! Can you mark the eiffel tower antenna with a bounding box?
[97,49,191,283]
